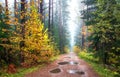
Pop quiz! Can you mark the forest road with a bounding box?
[25,52,99,77]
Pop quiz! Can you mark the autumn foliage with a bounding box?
[7,64,17,74]
[0,3,59,70]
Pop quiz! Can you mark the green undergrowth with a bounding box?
[0,56,58,77]
[78,51,119,77]
[50,55,59,62]
[0,64,44,77]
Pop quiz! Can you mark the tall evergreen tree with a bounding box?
[82,0,120,72]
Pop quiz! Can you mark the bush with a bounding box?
[64,46,70,53]
[73,46,81,53]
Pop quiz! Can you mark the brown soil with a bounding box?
[25,52,99,77]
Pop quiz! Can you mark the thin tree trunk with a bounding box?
[48,0,51,37]
[14,0,17,13]
[4,0,9,64]
[38,0,40,12]
[5,0,8,16]
[14,0,17,31]
[58,0,63,53]
[20,0,26,64]
[40,0,43,14]
[86,0,89,49]
[81,25,85,50]
[51,0,54,36]
[21,0,26,39]
[40,0,43,21]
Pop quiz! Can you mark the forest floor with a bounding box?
[25,52,99,77]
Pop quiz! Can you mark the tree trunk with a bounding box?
[5,0,8,13]
[81,25,85,50]
[48,0,51,37]
[5,0,9,18]
[20,0,26,64]
[40,0,43,14]
[21,0,26,39]
[51,0,54,36]
[58,0,63,53]
[14,0,17,31]
[39,0,43,21]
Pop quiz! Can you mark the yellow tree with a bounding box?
[23,5,58,65]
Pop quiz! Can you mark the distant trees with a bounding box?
[44,0,69,53]
[53,0,69,53]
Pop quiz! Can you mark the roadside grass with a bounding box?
[78,51,119,77]
[0,56,58,77]
[50,55,59,62]
[0,64,44,77]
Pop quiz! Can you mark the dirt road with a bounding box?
[25,52,99,77]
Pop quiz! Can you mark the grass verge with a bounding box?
[0,56,59,77]
[0,64,44,77]
[78,51,119,77]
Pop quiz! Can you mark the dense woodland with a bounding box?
[81,0,120,74]
[0,0,69,69]
[0,0,120,76]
